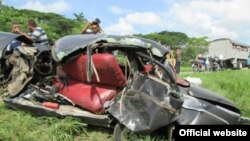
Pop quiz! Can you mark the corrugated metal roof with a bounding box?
[231,39,250,48]
[211,38,250,48]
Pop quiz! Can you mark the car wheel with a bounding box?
[237,60,243,69]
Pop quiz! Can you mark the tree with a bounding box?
[186,37,209,48]
[182,37,209,64]
[0,6,87,41]
[73,12,86,22]
[0,0,2,12]
[135,31,209,64]
[135,31,188,49]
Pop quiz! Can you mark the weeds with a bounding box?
[181,70,250,116]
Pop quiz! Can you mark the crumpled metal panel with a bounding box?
[188,85,239,113]
[0,32,33,59]
[109,75,181,134]
[0,32,20,59]
[51,34,168,62]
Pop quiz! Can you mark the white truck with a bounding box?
[208,38,250,68]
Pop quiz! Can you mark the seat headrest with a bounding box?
[62,53,126,88]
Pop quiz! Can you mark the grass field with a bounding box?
[0,68,249,141]
[181,69,250,117]
[180,64,193,72]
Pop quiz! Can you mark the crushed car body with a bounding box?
[1,31,250,140]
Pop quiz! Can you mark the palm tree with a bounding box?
[73,12,86,22]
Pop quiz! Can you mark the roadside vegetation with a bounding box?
[180,64,193,72]
[181,69,250,117]
[0,5,87,42]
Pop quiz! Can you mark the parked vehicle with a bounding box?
[0,32,55,94]
[209,56,226,71]
[191,55,209,72]
[191,60,206,72]
[1,32,250,141]
[208,38,250,69]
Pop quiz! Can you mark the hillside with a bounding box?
[136,31,208,63]
[136,31,189,48]
[0,5,87,41]
[0,5,208,63]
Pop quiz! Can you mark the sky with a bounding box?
[3,0,250,44]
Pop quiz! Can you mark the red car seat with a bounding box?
[54,53,126,114]
[62,54,126,87]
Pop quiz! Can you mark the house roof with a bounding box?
[211,38,250,48]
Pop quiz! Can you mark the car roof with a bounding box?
[52,34,168,62]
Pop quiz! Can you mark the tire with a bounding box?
[113,124,124,141]
[239,62,243,69]
[237,60,243,69]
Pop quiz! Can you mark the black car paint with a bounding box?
[0,32,33,59]
[109,74,181,134]
[51,34,168,62]
[178,86,240,125]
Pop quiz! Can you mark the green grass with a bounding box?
[180,64,192,72]
[0,101,113,141]
[181,70,250,117]
[0,103,83,141]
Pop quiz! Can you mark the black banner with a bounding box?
[175,125,250,141]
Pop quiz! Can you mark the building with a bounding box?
[208,38,250,68]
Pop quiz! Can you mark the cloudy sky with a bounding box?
[4,0,250,44]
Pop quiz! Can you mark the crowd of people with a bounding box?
[166,48,182,74]
[8,18,102,50]
[10,20,48,47]
[8,18,183,76]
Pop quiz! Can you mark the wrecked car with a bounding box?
[1,32,250,141]
[0,32,55,96]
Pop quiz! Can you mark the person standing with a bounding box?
[19,19,48,45]
[6,20,48,96]
[175,48,181,74]
[166,50,176,68]
[80,18,102,34]
[7,22,22,51]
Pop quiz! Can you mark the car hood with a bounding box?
[51,34,168,62]
[189,85,240,113]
